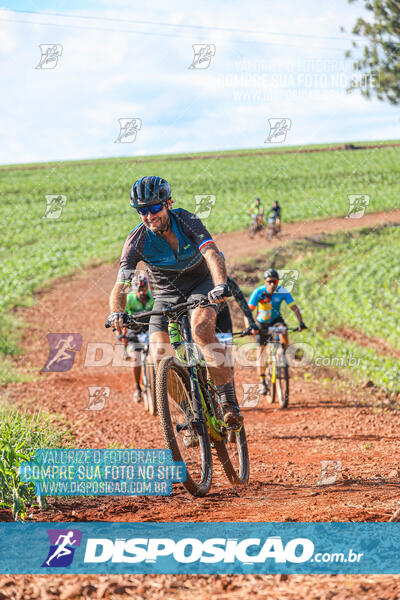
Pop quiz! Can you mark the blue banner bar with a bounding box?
[1,522,400,574]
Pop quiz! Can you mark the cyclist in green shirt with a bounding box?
[247,197,264,229]
[122,272,154,402]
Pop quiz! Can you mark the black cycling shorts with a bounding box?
[255,316,286,346]
[148,274,219,336]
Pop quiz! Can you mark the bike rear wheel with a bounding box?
[156,357,212,497]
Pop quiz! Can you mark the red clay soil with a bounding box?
[213,209,400,260]
[2,212,400,598]
[2,573,400,600]
[335,326,400,361]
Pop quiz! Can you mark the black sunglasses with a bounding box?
[136,203,165,216]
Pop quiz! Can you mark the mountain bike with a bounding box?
[248,215,265,239]
[128,298,250,497]
[106,318,156,413]
[263,325,300,409]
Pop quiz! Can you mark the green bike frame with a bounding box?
[167,319,225,441]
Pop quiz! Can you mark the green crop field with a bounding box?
[235,225,400,393]
[0,142,399,379]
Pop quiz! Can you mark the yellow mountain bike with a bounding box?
[265,325,300,409]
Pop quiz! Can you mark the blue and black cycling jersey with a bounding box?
[117,208,214,296]
[268,205,281,220]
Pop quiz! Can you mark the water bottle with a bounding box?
[168,322,187,364]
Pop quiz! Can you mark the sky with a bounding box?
[0,0,399,164]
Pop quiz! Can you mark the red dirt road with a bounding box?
[2,212,400,598]
[214,209,400,260]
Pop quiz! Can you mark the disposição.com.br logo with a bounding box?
[41,529,82,567]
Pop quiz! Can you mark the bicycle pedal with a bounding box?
[190,419,206,435]
[226,424,242,433]
[176,422,190,433]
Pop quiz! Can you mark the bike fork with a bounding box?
[181,314,207,437]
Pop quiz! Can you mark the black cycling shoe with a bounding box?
[221,402,243,429]
[182,430,200,448]
[260,381,268,395]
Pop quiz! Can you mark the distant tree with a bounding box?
[343,0,400,104]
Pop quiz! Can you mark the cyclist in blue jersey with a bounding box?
[107,175,243,428]
[245,268,307,395]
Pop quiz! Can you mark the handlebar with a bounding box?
[105,297,215,329]
[268,326,300,333]
[232,325,304,337]
[232,328,253,338]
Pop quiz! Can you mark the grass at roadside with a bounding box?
[231,225,400,394]
[0,404,73,519]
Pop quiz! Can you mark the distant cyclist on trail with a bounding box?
[121,272,154,403]
[245,268,307,395]
[247,197,264,228]
[267,201,281,233]
[108,175,243,428]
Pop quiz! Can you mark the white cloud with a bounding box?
[0,2,398,164]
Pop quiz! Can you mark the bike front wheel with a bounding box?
[204,376,249,485]
[266,348,289,409]
[156,357,212,497]
[143,362,156,414]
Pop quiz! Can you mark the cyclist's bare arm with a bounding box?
[200,243,227,286]
[244,303,257,334]
[290,303,303,323]
[109,281,130,332]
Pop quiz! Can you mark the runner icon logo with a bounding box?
[41,529,82,567]
[86,386,110,411]
[114,118,142,143]
[241,383,263,408]
[188,44,216,69]
[194,195,216,219]
[42,195,67,220]
[35,44,63,69]
[346,195,370,219]
[317,460,342,486]
[265,118,291,143]
[41,333,82,373]
[278,270,299,292]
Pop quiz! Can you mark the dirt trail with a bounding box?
[214,209,400,260]
[2,211,400,597]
